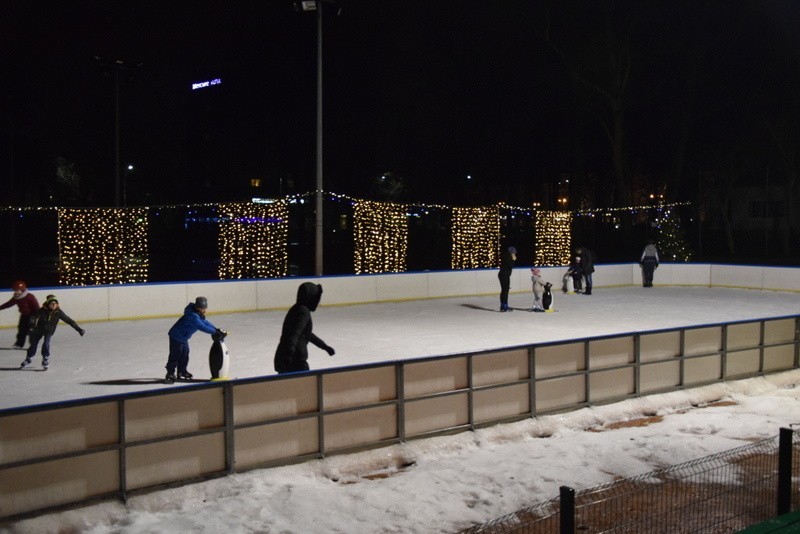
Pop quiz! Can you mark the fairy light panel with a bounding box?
[57,208,149,285]
[535,210,572,266]
[353,200,408,274]
[451,206,500,269]
[218,201,289,279]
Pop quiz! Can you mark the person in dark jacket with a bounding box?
[274,282,335,374]
[20,294,84,370]
[639,240,660,287]
[1,280,39,349]
[576,247,595,295]
[498,246,517,312]
[164,296,223,383]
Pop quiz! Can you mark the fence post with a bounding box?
[778,427,793,516]
[560,485,575,534]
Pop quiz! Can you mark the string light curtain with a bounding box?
[57,208,149,285]
[218,201,289,279]
[451,206,500,269]
[535,210,572,266]
[353,200,408,274]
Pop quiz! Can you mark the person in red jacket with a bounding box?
[0,280,39,349]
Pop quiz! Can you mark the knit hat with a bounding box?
[195,296,208,309]
[12,280,26,292]
[45,295,59,305]
[508,246,517,254]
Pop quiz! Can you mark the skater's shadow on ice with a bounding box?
[86,378,168,386]
[0,366,45,372]
[460,303,501,313]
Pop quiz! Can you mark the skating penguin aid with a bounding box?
[209,329,230,380]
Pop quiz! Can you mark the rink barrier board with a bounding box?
[1,315,798,522]
[2,263,800,328]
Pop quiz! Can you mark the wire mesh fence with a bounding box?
[459,430,800,533]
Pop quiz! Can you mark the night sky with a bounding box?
[2,1,800,207]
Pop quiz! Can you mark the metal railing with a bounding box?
[460,428,800,533]
[1,315,798,523]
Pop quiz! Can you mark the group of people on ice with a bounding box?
[161,281,334,383]
[497,240,660,312]
[0,281,85,370]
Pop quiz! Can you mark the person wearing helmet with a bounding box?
[164,296,224,384]
[20,295,84,370]
[498,246,517,312]
[274,282,335,374]
[0,281,40,349]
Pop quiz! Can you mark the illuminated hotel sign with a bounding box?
[192,78,222,90]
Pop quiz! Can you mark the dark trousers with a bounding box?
[16,314,32,347]
[26,331,52,360]
[584,273,593,294]
[166,337,191,375]
[642,259,657,287]
[498,271,511,308]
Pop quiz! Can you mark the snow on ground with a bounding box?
[1,285,800,533]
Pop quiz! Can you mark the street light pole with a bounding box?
[315,0,324,276]
[115,68,121,208]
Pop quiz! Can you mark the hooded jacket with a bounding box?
[168,303,217,343]
[274,282,329,373]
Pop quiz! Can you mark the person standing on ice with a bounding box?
[498,246,517,312]
[639,239,660,287]
[529,268,552,312]
[576,247,595,295]
[164,296,223,384]
[20,294,84,370]
[274,282,335,374]
[1,280,39,349]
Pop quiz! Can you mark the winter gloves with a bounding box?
[323,345,335,356]
[212,328,228,342]
[78,328,85,336]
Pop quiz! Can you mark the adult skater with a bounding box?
[274,282,335,374]
[0,280,39,349]
[640,240,660,287]
[498,246,517,312]
[164,296,224,383]
[20,294,84,370]
[576,247,595,295]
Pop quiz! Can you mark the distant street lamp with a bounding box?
[92,56,143,208]
[295,0,339,276]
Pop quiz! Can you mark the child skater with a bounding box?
[164,296,225,383]
[562,257,582,294]
[530,268,553,312]
[1,280,39,349]
[20,294,84,370]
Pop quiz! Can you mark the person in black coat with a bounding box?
[20,294,84,370]
[576,247,595,295]
[498,246,517,312]
[274,282,335,374]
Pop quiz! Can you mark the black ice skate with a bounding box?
[164,372,176,384]
[177,371,194,381]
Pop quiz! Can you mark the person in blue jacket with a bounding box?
[164,296,223,383]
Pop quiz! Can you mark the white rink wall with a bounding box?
[1,263,799,327]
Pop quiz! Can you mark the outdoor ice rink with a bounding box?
[2,284,799,411]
